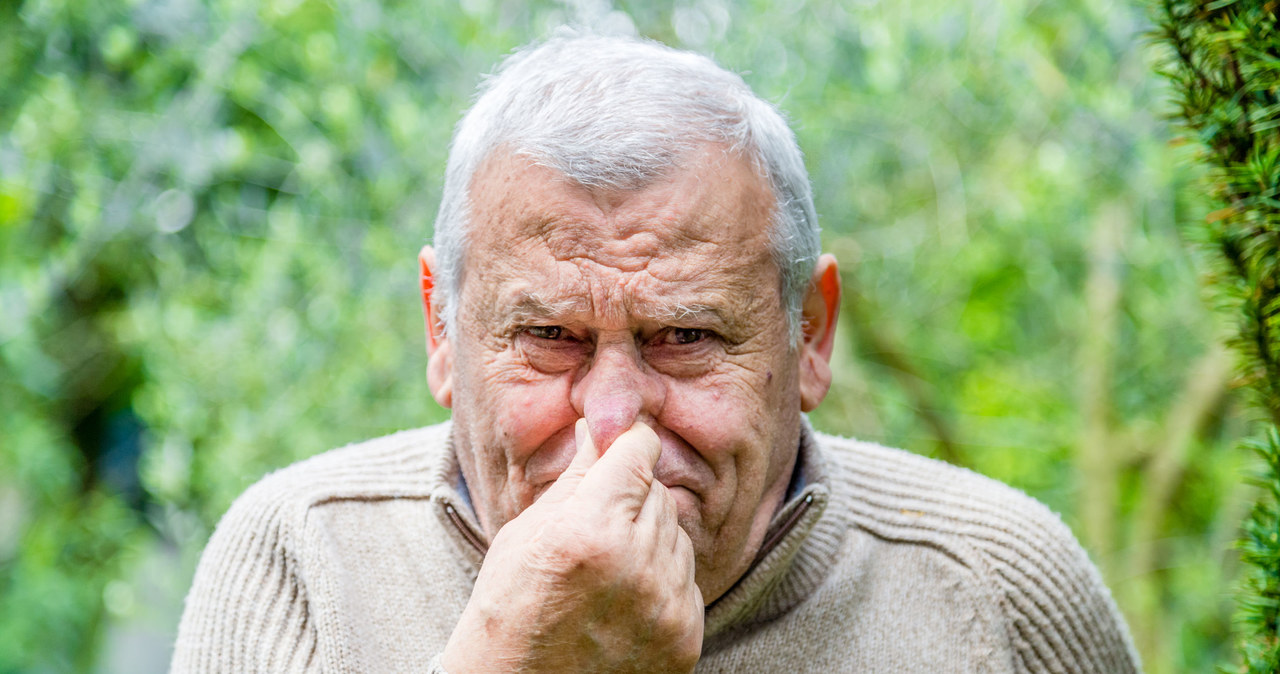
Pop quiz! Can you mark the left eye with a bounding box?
[665,328,708,345]
[525,326,564,340]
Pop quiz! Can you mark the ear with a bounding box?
[419,245,453,409]
[798,254,840,412]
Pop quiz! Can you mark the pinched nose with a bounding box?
[571,343,663,455]
[584,388,644,457]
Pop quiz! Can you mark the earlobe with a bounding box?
[799,355,832,413]
[419,245,454,408]
[798,254,841,412]
[427,339,454,409]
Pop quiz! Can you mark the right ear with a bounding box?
[419,245,453,409]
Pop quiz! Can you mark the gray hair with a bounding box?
[432,32,819,337]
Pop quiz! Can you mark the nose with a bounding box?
[570,337,664,455]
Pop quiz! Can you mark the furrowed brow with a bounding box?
[637,300,736,331]
[495,291,740,334]
[498,292,590,331]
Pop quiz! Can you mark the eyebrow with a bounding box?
[500,293,591,328]
[497,290,735,332]
[636,299,727,324]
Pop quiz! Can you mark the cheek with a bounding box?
[660,355,802,477]
[498,386,572,444]
[661,371,772,461]
[468,356,578,459]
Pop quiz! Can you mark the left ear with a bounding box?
[798,254,841,412]
[419,245,454,409]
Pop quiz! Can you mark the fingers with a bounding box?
[675,527,699,589]
[549,419,663,518]
[635,478,679,547]
[569,418,601,474]
[538,419,600,504]
[577,422,662,516]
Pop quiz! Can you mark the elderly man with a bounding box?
[173,34,1139,672]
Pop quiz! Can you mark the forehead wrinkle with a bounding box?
[467,146,780,339]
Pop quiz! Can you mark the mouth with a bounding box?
[654,469,697,495]
[652,433,713,501]
[522,424,713,507]
[662,482,699,505]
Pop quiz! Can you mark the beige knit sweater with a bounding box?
[172,422,1140,672]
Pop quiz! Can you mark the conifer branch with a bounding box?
[1149,0,1280,668]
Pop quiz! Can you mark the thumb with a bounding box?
[538,419,598,503]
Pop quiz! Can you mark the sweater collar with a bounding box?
[701,419,843,643]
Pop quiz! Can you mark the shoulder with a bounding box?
[817,432,1070,547]
[815,432,1140,673]
[239,422,452,507]
[208,424,445,538]
[202,422,455,559]
[172,423,454,671]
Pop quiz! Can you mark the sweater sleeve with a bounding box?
[831,433,1142,672]
[170,479,319,673]
[989,503,1142,673]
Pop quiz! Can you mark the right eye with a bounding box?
[517,325,586,374]
[525,326,564,340]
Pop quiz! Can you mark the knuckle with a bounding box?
[554,530,622,575]
[660,487,678,516]
[655,601,703,671]
[525,517,618,571]
[675,528,695,556]
[622,459,653,488]
[674,637,702,671]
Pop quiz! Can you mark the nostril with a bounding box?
[584,390,642,455]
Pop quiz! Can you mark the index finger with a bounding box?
[574,422,662,517]
[537,419,601,505]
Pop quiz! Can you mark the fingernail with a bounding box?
[575,419,586,449]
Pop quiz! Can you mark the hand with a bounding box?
[441,419,704,673]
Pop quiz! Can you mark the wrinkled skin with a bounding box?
[421,145,840,672]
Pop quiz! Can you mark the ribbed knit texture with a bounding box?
[171,422,1140,673]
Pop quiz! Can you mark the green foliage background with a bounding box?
[0,0,1248,671]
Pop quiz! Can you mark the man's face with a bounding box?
[430,146,823,603]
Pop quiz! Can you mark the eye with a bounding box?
[525,326,564,340]
[664,328,709,345]
[645,327,722,377]
[516,324,586,374]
